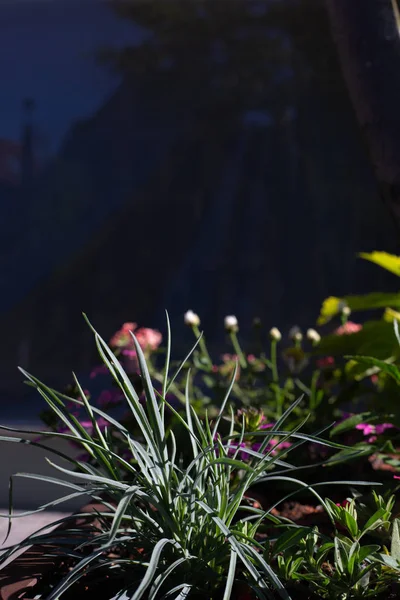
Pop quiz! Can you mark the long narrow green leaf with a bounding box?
[44,459,129,490]
[163,310,172,399]
[222,549,237,600]
[212,362,238,440]
[131,333,166,452]
[46,548,104,600]
[130,538,175,600]
[196,501,275,599]
[148,557,192,599]
[245,544,291,600]
[185,370,199,462]
[107,486,138,545]
[165,334,203,394]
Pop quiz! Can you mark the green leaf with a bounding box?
[347,541,360,576]
[343,511,358,538]
[391,519,400,562]
[359,251,400,277]
[131,539,176,600]
[272,527,310,556]
[334,537,346,573]
[315,321,397,358]
[317,296,342,325]
[317,292,400,325]
[162,310,171,399]
[345,355,400,385]
[358,545,380,563]
[330,413,375,437]
[222,549,237,600]
[323,446,372,466]
[363,508,388,534]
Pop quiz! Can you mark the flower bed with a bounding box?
[2,251,400,598]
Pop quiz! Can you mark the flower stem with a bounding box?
[270,340,282,417]
[192,325,213,368]
[229,331,247,368]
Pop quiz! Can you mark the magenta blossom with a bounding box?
[58,417,109,437]
[375,423,395,435]
[316,356,335,369]
[356,422,395,438]
[90,365,109,379]
[97,389,123,407]
[226,442,247,459]
[252,439,292,457]
[356,423,375,436]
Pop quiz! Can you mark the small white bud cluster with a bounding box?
[184,310,200,327]
[224,315,239,332]
[289,326,303,343]
[306,328,321,345]
[269,327,282,342]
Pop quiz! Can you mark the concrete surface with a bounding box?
[0,510,71,570]
[0,428,91,511]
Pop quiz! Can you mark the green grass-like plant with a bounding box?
[0,315,368,599]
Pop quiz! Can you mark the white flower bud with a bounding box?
[306,328,321,344]
[224,315,238,332]
[342,306,351,317]
[289,326,303,343]
[184,310,200,327]
[269,327,282,342]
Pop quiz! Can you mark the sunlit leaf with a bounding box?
[359,251,400,277]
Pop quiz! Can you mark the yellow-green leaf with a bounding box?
[317,296,342,325]
[359,251,400,277]
[317,292,400,325]
[384,308,400,323]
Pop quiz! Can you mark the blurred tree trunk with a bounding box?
[325,0,400,235]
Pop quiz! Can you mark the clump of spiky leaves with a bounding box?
[0,315,369,600]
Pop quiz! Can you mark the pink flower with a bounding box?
[316,356,335,369]
[356,423,375,436]
[122,350,137,358]
[222,354,238,363]
[273,440,292,454]
[375,423,394,435]
[334,321,362,336]
[356,422,395,438]
[252,438,292,457]
[368,436,377,444]
[134,328,162,352]
[336,499,350,508]
[394,475,400,480]
[79,418,109,434]
[58,418,109,437]
[90,365,109,379]
[247,354,256,362]
[110,322,137,349]
[97,389,123,407]
[226,442,247,458]
[122,322,137,333]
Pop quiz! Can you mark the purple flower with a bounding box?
[375,423,395,435]
[355,423,375,436]
[226,442,247,458]
[97,389,123,407]
[356,422,395,437]
[90,365,109,379]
